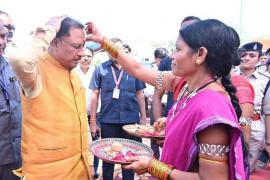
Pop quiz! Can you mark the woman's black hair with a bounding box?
[228,27,242,66]
[180,19,250,177]
[179,19,242,118]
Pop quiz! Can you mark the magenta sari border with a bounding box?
[194,116,240,133]
[186,116,243,179]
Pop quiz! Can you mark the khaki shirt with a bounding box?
[239,70,269,114]
[263,82,270,115]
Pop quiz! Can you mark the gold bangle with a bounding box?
[199,157,228,164]
[148,159,173,180]
[102,38,119,59]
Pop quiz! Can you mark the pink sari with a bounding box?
[161,89,246,180]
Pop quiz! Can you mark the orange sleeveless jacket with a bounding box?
[20,53,92,180]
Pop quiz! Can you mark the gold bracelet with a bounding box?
[148,159,173,180]
[102,38,119,59]
[199,157,228,164]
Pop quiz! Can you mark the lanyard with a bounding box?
[111,66,124,89]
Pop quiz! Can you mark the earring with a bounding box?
[195,59,201,65]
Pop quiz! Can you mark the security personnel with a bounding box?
[238,42,270,172]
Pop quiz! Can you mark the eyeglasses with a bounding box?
[59,38,85,50]
[3,24,15,40]
[4,24,15,32]
[84,55,93,59]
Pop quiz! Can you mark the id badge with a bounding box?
[113,88,120,99]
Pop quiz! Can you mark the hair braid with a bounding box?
[220,75,242,119]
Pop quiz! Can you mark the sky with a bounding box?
[1,0,270,57]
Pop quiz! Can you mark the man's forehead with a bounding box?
[242,51,260,55]
[83,49,93,56]
[0,13,12,23]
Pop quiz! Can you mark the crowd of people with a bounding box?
[0,9,270,180]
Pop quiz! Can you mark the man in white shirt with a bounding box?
[75,47,100,179]
[76,48,95,115]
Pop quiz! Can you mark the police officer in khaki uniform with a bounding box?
[238,42,270,172]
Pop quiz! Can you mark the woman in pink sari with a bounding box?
[86,19,247,179]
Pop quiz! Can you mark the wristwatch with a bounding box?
[239,117,252,127]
